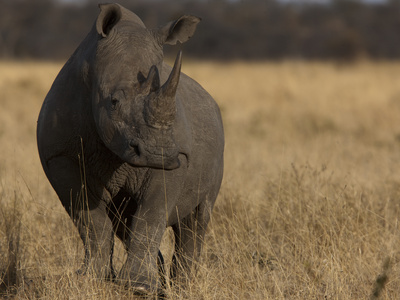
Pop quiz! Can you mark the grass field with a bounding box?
[1,59,400,299]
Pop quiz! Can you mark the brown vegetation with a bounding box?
[1,59,400,298]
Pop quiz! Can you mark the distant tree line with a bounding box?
[1,0,400,61]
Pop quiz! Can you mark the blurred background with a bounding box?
[1,0,400,62]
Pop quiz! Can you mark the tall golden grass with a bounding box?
[1,59,400,299]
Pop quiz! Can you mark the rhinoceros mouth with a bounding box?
[126,140,180,170]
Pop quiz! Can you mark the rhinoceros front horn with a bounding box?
[145,51,182,128]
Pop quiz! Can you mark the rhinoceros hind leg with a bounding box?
[171,198,214,280]
[75,196,115,280]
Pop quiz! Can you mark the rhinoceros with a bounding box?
[37,3,224,294]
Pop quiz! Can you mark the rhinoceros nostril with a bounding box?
[129,142,141,157]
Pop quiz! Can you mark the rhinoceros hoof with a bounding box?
[127,282,166,299]
[133,285,152,296]
[130,285,158,298]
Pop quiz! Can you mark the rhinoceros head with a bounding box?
[90,4,200,169]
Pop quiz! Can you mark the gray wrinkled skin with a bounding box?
[37,3,224,294]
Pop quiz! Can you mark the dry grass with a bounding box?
[1,59,400,299]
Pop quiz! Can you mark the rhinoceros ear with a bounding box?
[155,15,201,46]
[96,3,122,38]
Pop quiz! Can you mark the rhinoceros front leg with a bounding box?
[119,193,167,294]
[45,156,115,279]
